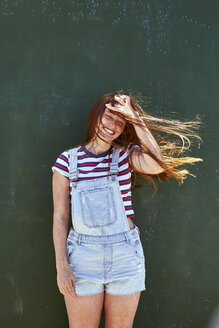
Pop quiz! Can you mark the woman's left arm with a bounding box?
[106,95,164,175]
[130,113,164,174]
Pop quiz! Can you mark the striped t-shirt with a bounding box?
[51,143,138,219]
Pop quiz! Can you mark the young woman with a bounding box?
[52,92,202,328]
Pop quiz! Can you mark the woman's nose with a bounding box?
[108,120,116,128]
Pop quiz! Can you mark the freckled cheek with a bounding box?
[114,124,124,134]
[101,118,107,126]
[119,124,126,132]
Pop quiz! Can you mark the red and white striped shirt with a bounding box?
[52,144,138,219]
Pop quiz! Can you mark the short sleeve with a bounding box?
[51,150,69,179]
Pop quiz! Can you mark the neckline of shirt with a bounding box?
[80,145,113,158]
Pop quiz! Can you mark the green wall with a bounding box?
[0,1,218,327]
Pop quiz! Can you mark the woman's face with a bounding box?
[95,107,126,141]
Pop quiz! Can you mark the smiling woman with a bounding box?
[96,109,126,138]
[78,92,203,192]
[51,90,203,328]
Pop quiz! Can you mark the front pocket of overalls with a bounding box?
[79,186,117,228]
[66,239,78,262]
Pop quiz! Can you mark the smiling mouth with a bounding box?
[102,127,115,136]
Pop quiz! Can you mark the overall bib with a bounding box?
[66,146,146,295]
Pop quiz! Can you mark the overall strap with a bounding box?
[109,147,120,175]
[69,147,79,182]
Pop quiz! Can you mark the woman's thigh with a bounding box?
[64,291,104,328]
[104,291,141,328]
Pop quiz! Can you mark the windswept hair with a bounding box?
[78,90,203,196]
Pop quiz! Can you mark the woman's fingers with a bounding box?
[115,94,130,105]
[105,103,113,108]
[66,281,77,297]
[69,277,77,296]
[105,103,121,112]
[65,274,77,296]
[57,269,77,297]
[114,95,125,104]
[59,281,76,297]
[126,95,131,106]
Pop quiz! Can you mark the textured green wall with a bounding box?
[0,1,218,327]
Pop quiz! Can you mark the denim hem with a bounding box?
[105,288,146,296]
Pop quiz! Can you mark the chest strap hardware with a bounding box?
[69,146,121,182]
[69,168,79,182]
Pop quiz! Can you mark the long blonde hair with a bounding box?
[81,90,203,195]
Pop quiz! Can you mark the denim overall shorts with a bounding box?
[66,146,146,295]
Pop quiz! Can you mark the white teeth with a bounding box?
[103,127,114,135]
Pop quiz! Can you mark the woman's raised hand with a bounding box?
[57,265,77,297]
[105,95,140,121]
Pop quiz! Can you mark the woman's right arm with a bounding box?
[52,170,77,296]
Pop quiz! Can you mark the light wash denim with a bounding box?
[66,146,146,295]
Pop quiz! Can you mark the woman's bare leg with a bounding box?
[64,291,104,328]
[104,291,141,328]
